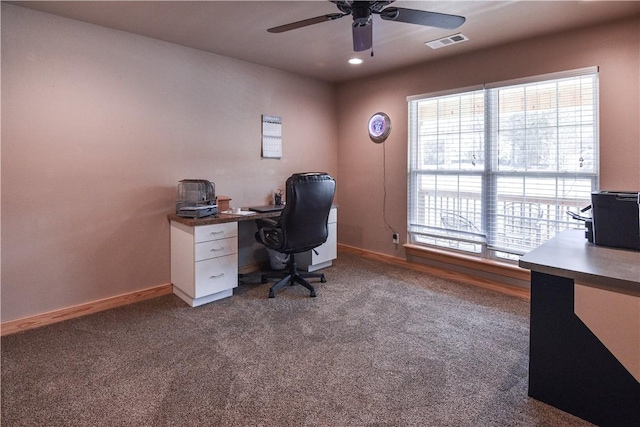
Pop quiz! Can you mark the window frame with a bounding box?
[407,67,599,261]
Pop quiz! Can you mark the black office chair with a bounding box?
[255,172,336,298]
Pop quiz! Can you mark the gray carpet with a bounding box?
[1,251,592,426]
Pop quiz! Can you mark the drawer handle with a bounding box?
[209,273,225,279]
[210,247,224,252]
[210,231,224,235]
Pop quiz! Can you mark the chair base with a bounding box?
[261,257,326,298]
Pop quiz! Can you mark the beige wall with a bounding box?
[2,5,639,324]
[336,16,640,258]
[1,5,338,322]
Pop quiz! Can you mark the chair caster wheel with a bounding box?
[269,290,275,298]
[320,275,326,283]
[310,290,317,297]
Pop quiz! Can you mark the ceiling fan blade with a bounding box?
[353,23,372,52]
[379,7,465,30]
[267,13,346,33]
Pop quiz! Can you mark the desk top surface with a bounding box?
[168,204,337,227]
[519,229,640,296]
[168,210,281,227]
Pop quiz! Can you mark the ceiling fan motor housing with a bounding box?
[351,2,372,26]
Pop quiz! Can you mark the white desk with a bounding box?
[168,207,337,306]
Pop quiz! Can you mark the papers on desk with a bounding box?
[221,210,257,216]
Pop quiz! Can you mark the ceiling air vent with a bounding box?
[425,33,469,49]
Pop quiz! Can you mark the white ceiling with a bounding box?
[9,1,640,83]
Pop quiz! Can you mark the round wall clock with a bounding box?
[368,112,391,143]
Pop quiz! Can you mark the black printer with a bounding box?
[590,191,640,251]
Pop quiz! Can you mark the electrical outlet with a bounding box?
[392,233,399,244]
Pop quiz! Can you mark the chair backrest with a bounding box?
[277,172,336,254]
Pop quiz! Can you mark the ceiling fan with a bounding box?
[267,1,466,52]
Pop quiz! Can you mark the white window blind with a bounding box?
[408,68,599,259]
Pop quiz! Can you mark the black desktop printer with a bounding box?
[589,191,640,251]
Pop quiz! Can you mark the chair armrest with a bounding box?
[255,218,278,228]
[256,224,284,251]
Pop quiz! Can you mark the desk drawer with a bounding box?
[194,222,237,243]
[195,237,237,261]
[194,254,238,298]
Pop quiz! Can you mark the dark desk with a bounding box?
[519,230,640,426]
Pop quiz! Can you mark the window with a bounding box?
[408,68,598,260]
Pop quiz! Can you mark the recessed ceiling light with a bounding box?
[348,58,364,65]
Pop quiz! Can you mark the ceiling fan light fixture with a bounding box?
[348,57,364,65]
